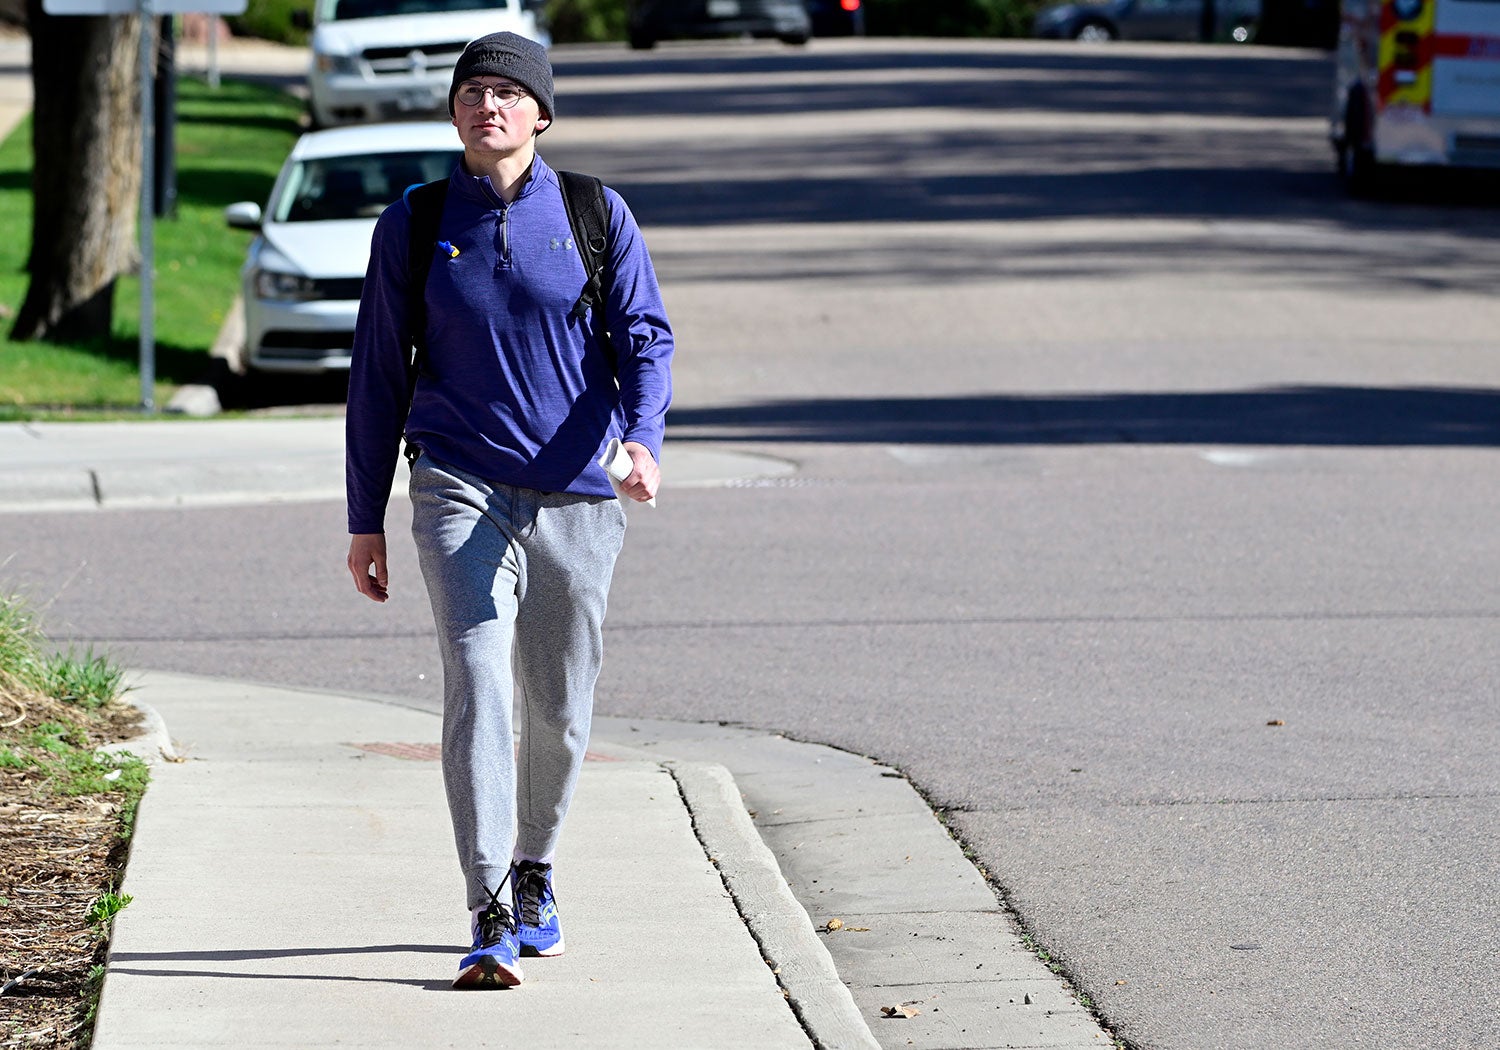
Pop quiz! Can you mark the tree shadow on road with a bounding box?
[544,44,1498,233]
[554,45,1334,121]
[666,386,1500,447]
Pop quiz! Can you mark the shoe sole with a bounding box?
[453,955,523,989]
[519,937,565,958]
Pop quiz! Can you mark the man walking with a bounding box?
[344,31,673,988]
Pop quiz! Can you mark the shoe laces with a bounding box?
[475,881,517,947]
[514,861,553,927]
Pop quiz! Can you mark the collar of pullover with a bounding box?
[452,154,555,211]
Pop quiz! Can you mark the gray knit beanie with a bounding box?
[448,32,554,126]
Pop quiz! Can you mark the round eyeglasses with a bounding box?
[455,81,529,109]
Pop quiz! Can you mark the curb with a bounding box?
[595,716,1117,1049]
[668,760,881,1050]
[99,694,177,764]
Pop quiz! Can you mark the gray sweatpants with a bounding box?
[409,453,626,910]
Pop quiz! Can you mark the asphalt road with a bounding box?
[5,38,1499,1050]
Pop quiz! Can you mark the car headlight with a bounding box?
[315,52,361,75]
[254,269,320,302]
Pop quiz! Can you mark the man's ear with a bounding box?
[535,116,551,134]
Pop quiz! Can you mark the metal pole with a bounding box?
[139,0,156,411]
[154,14,177,218]
[207,15,220,88]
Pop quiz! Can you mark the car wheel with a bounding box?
[779,32,810,45]
[1073,20,1116,41]
[628,32,656,50]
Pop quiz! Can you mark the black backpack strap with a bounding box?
[556,169,616,374]
[401,178,448,462]
[403,179,449,385]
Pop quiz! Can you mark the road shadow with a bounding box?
[554,45,1333,120]
[541,45,1497,230]
[665,386,1500,446]
[182,46,1497,411]
[642,218,1498,294]
[563,134,1497,232]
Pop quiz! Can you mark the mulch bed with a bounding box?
[0,692,144,1049]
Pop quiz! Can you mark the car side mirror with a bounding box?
[291,9,311,29]
[225,201,263,230]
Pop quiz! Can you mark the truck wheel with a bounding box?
[1074,20,1116,40]
[1337,97,1380,197]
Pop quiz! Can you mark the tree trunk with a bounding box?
[10,0,141,344]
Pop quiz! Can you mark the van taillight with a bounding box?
[841,0,860,10]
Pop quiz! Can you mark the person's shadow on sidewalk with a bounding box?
[109,944,459,991]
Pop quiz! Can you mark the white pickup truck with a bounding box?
[301,0,549,128]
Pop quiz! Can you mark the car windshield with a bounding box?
[271,149,460,222]
[332,0,508,20]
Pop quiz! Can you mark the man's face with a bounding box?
[451,76,549,158]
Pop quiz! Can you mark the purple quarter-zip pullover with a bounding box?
[345,155,674,535]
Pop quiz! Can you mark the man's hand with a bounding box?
[347,533,389,602]
[620,441,660,503]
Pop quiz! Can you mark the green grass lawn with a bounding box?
[0,77,301,416]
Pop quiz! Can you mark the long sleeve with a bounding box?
[602,188,674,461]
[345,202,416,535]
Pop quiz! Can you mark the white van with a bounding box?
[1332,0,1500,190]
[303,0,549,128]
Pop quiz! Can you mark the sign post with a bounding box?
[139,0,155,408]
[42,0,247,411]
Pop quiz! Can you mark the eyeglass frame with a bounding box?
[454,80,531,109]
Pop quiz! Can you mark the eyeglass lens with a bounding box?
[457,82,526,108]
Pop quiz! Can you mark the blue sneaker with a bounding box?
[453,886,523,989]
[513,861,565,957]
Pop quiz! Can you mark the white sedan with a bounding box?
[225,122,461,373]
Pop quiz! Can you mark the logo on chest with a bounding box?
[548,236,576,252]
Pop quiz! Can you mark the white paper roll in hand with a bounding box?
[600,438,656,508]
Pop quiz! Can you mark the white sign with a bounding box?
[43,0,245,13]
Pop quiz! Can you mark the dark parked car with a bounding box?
[627,0,812,49]
[1033,0,1259,42]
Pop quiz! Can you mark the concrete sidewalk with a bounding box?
[95,673,873,1050]
[91,672,1114,1050]
[0,419,796,513]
